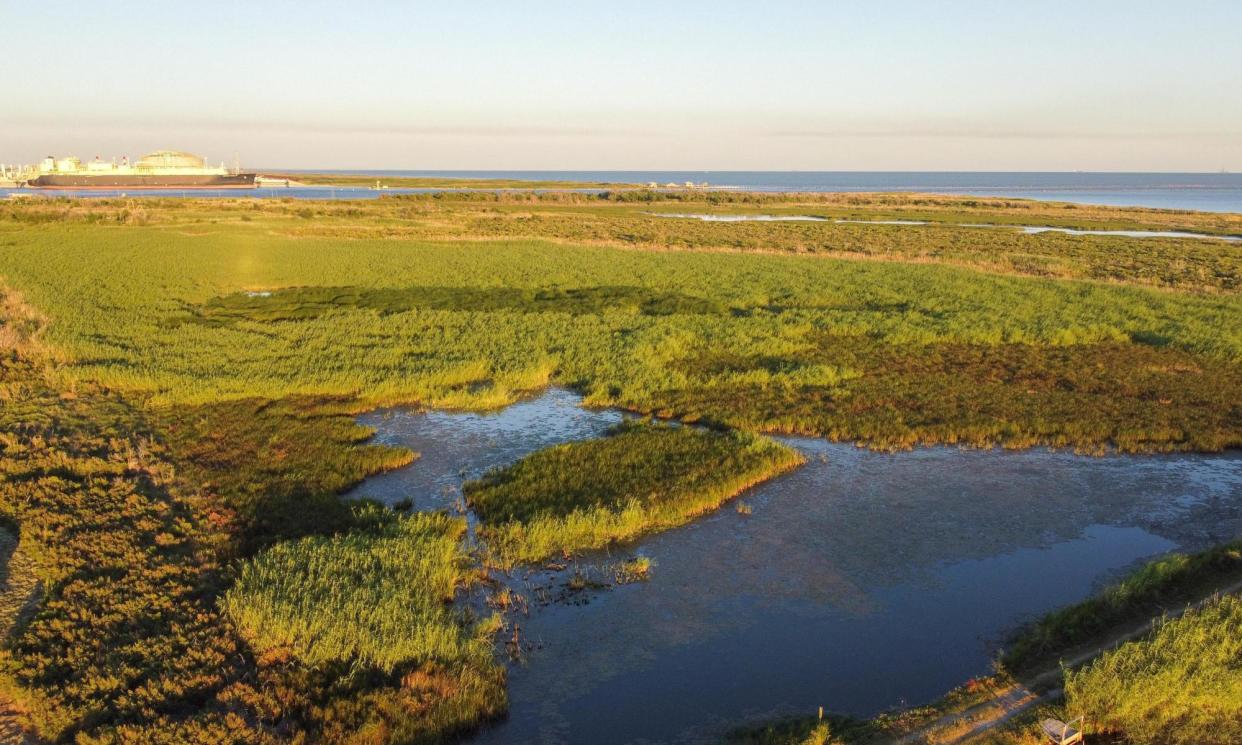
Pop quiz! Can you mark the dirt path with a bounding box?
[891,576,1242,745]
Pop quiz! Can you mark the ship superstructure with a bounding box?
[22,150,256,189]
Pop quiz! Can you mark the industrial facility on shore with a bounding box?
[1,150,256,189]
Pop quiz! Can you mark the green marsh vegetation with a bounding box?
[1065,594,1242,745]
[1,197,1239,452]
[0,347,259,741]
[1,191,1241,742]
[613,555,654,583]
[0,293,501,742]
[223,507,490,672]
[576,189,1242,238]
[465,421,804,566]
[448,200,1242,293]
[4,191,1241,291]
[222,507,507,740]
[154,397,416,551]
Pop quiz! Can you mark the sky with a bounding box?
[4,1,1241,171]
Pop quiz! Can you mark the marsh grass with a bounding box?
[2,199,1239,453]
[465,421,804,566]
[154,396,416,551]
[1,202,1240,452]
[455,206,1242,292]
[614,555,654,583]
[2,194,1242,741]
[222,506,495,672]
[1065,594,1242,745]
[627,339,1242,453]
[186,284,722,326]
[0,325,500,742]
[0,350,263,742]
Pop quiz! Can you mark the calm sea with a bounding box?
[7,171,1242,212]
[335,171,1242,211]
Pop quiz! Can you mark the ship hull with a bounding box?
[27,173,257,189]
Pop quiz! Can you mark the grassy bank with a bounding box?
[730,541,1242,745]
[466,421,804,566]
[1065,594,1242,745]
[1003,540,1242,671]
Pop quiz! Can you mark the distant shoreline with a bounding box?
[261,172,646,190]
[5,172,1241,212]
[247,170,1242,212]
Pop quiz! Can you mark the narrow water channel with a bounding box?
[650,213,1242,241]
[347,389,1242,745]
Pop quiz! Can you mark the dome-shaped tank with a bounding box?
[137,150,206,169]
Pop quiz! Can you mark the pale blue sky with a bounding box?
[5,1,1241,170]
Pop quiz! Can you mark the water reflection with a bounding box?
[349,388,622,512]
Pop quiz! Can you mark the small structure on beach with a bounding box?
[1040,716,1084,745]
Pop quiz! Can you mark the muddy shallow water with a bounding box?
[348,389,1242,745]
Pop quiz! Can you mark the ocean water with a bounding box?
[292,170,1242,212]
[5,171,1241,212]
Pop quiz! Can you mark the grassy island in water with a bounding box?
[466,421,804,566]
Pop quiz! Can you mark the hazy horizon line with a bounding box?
[255,167,1239,174]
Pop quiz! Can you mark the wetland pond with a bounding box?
[347,388,1242,745]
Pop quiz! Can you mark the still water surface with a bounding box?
[7,172,1242,211]
[348,389,1242,745]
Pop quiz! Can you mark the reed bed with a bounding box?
[1065,594,1242,745]
[223,507,494,672]
[466,421,805,566]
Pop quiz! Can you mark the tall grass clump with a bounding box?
[466,421,804,566]
[1003,541,1242,671]
[1064,594,1242,745]
[223,506,494,672]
